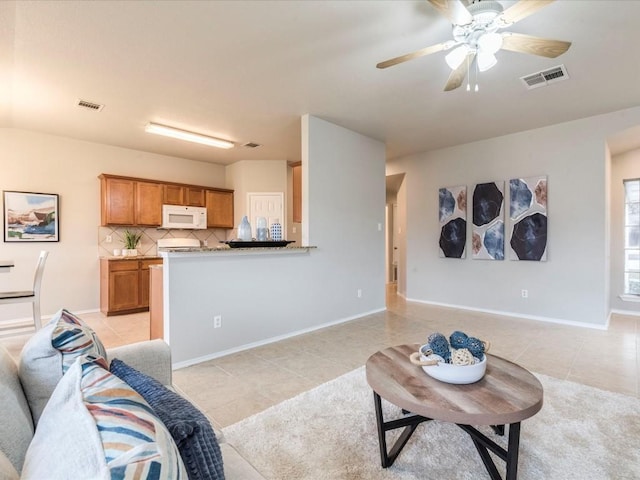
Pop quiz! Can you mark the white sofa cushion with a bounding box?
[21,355,187,479]
[18,308,106,424]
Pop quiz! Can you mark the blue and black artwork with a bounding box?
[473,183,503,226]
[510,179,533,219]
[439,217,466,258]
[439,188,455,222]
[510,213,547,260]
[484,221,504,260]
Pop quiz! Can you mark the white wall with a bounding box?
[387,106,640,327]
[610,147,640,314]
[164,115,387,365]
[0,128,226,322]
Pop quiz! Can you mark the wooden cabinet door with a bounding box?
[109,266,140,312]
[136,181,163,226]
[163,184,184,205]
[292,163,302,223]
[206,190,234,228]
[101,177,135,225]
[185,187,206,207]
[139,259,162,308]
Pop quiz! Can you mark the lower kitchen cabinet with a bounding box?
[100,258,162,316]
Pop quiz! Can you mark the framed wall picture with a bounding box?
[509,176,548,261]
[3,191,60,242]
[439,185,467,258]
[472,181,505,260]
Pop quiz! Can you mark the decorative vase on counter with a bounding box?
[238,216,252,241]
[256,216,268,241]
[270,219,282,241]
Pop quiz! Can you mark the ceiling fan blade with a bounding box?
[444,52,474,91]
[427,0,473,26]
[500,0,555,25]
[376,41,454,69]
[501,32,571,58]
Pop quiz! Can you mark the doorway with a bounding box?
[386,173,405,298]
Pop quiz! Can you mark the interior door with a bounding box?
[248,193,284,238]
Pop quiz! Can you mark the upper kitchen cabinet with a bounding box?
[135,181,163,225]
[206,189,234,228]
[100,175,136,225]
[163,185,205,207]
[100,175,162,226]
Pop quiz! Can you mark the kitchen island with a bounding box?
[158,244,384,367]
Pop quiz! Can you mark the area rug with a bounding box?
[221,367,640,480]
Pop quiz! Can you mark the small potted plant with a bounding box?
[122,229,142,256]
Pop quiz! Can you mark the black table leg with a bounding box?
[373,391,431,468]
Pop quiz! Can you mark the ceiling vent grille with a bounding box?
[242,142,262,148]
[76,99,104,111]
[520,65,569,90]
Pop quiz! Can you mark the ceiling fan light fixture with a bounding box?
[445,45,469,70]
[477,51,498,72]
[145,122,234,149]
[477,32,503,55]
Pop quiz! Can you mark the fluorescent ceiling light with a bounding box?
[445,45,469,70]
[145,122,234,149]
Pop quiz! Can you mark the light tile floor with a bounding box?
[1,286,638,431]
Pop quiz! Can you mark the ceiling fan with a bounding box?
[377,0,572,91]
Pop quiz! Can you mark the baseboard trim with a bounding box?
[610,308,640,318]
[172,307,387,370]
[405,298,609,331]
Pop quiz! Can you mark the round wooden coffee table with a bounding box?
[365,344,543,480]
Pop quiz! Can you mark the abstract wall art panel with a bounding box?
[509,176,547,261]
[472,181,504,260]
[439,185,467,258]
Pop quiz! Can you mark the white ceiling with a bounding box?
[1,0,640,166]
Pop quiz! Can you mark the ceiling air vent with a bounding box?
[520,65,569,90]
[76,99,104,112]
[242,142,262,148]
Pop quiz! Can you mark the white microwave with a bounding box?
[161,205,207,230]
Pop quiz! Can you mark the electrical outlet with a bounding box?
[292,226,297,234]
[213,315,222,328]
[521,289,528,298]
[203,240,208,246]
[357,289,362,298]
[106,235,112,243]
[377,223,382,231]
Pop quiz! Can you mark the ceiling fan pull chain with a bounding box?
[466,54,471,91]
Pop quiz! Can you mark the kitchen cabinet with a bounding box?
[206,189,234,228]
[101,176,136,225]
[100,175,162,226]
[100,173,233,228]
[163,185,205,207]
[149,264,163,340]
[292,162,302,223]
[100,258,162,316]
[136,181,163,225]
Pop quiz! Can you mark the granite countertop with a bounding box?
[159,246,316,253]
[101,255,163,260]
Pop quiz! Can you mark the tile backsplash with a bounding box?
[98,226,230,257]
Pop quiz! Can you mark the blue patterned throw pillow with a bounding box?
[110,358,225,480]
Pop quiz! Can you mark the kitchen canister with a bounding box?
[270,219,282,241]
[238,215,252,241]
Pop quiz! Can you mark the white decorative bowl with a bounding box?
[420,354,486,384]
[410,344,487,384]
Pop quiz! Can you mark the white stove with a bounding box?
[157,237,201,251]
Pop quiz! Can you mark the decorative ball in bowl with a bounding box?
[409,343,487,385]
